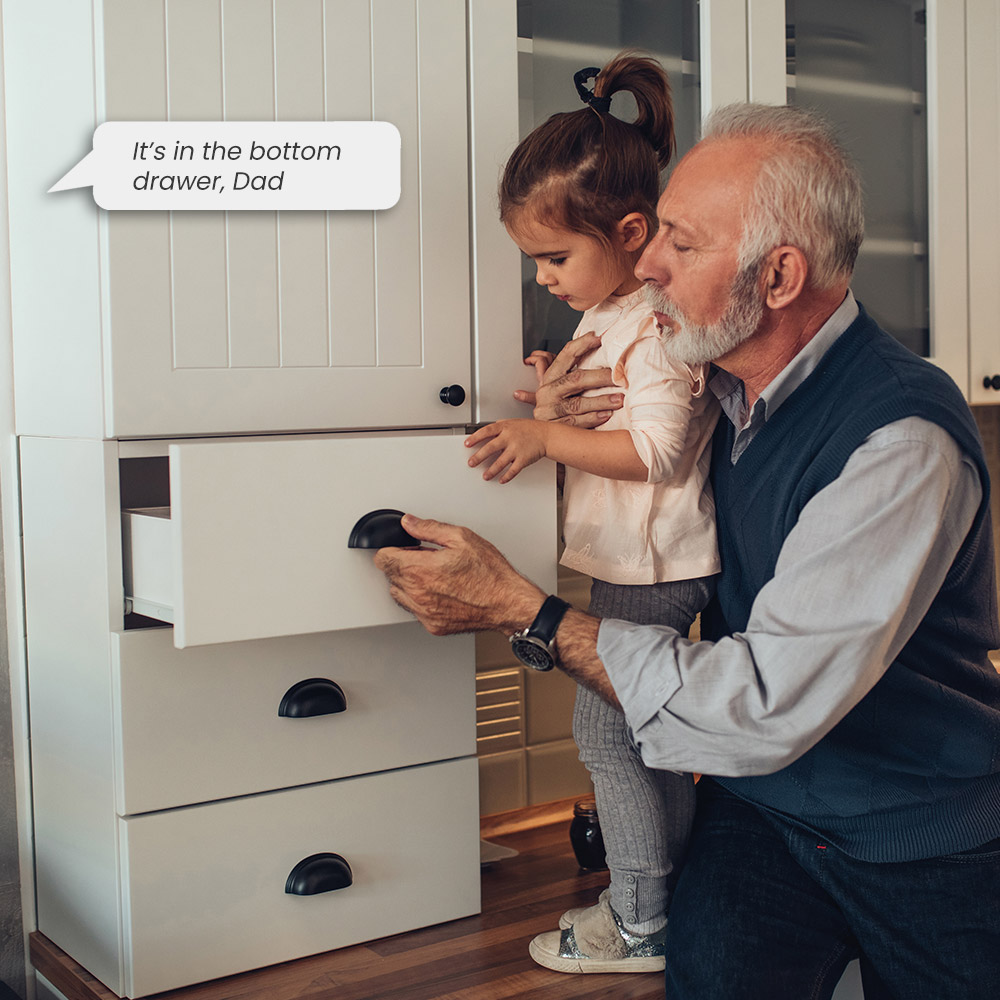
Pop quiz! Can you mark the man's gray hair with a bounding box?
[702,103,864,290]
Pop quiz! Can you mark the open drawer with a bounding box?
[121,432,556,647]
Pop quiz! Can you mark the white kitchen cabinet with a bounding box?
[3,1,556,997]
[3,0,502,438]
[19,429,556,999]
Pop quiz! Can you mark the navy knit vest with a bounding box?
[701,305,1000,862]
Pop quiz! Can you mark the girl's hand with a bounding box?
[523,350,556,386]
[465,419,548,483]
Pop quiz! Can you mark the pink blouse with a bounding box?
[560,288,721,585]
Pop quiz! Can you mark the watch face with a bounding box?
[510,636,554,671]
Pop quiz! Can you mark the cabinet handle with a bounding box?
[278,678,347,718]
[439,384,466,406]
[347,508,420,548]
[983,375,1000,391]
[285,853,353,895]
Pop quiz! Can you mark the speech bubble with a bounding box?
[49,121,401,211]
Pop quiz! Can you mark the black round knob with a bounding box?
[983,374,1000,391]
[439,384,466,406]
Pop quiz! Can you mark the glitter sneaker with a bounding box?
[529,890,666,973]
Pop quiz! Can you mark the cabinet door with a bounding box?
[967,0,1000,404]
[745,0,970,392]
[97,0,470,436]
[502,0,703,358]
[123,432,556,647]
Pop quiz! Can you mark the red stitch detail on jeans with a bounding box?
[816,844,827,850]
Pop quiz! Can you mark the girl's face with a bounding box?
[506,214,641,311]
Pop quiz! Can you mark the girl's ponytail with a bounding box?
[592,51,674,170]
[500,50,675,254]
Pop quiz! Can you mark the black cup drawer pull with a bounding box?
[278,678,347,718]
[347,508,420,549]
[285,853,353,895]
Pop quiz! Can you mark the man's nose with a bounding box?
[635,236,665,283]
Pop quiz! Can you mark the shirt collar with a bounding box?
[710,290,859,430]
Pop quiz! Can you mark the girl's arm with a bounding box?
[468,325,704,485]
[465,420,647,484]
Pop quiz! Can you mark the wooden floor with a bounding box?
[31,821,665,1000]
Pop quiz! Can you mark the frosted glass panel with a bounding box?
[516,0,700,354]
[787,0,929,357]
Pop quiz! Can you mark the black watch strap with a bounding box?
[527,595,571,643]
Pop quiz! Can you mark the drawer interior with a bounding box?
[120,456,173,630]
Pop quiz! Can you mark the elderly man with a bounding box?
[376,104,1000,999]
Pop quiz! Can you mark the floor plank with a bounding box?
[31,822,665,1000]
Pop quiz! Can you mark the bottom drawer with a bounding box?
[118,757,480,997]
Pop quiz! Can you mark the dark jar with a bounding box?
[569,797,607,871]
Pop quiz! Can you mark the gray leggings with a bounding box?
[574,576,714,929]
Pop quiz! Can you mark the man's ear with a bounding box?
[763,245,808,309]
[618,212,649,252]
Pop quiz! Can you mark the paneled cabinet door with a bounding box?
[104,0,471,437]
[5,0,474,439]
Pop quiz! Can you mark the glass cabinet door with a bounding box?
[780,0,968,389]
[515,0,701,355]
[787,1,928,356]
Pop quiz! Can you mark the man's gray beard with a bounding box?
[643,265,765,366]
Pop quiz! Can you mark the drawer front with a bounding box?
[119,757,480,997]
[125,432,555,647]
[112,624,475,815]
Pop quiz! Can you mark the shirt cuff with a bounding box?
[597,618,685,734]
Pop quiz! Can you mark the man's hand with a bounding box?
[375,515,619,708]
[373,515,545,636]
[513,332,624,426]
[464,419,548,483]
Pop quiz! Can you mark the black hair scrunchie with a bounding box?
[573,66,612,113]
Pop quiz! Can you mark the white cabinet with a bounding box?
[703,0,999,401]
[4,0,514,438]
[3,1,555,997]
[17,417,557,1000]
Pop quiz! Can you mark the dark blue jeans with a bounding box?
[663,779,1000,999]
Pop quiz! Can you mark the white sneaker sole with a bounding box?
[528,934,665,974]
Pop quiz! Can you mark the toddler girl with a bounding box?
[465,52,719,974]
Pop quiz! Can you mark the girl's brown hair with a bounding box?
[499,51,674,254]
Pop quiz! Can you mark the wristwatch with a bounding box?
[509,595,571,671]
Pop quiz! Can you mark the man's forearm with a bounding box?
[551,609,621,709]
